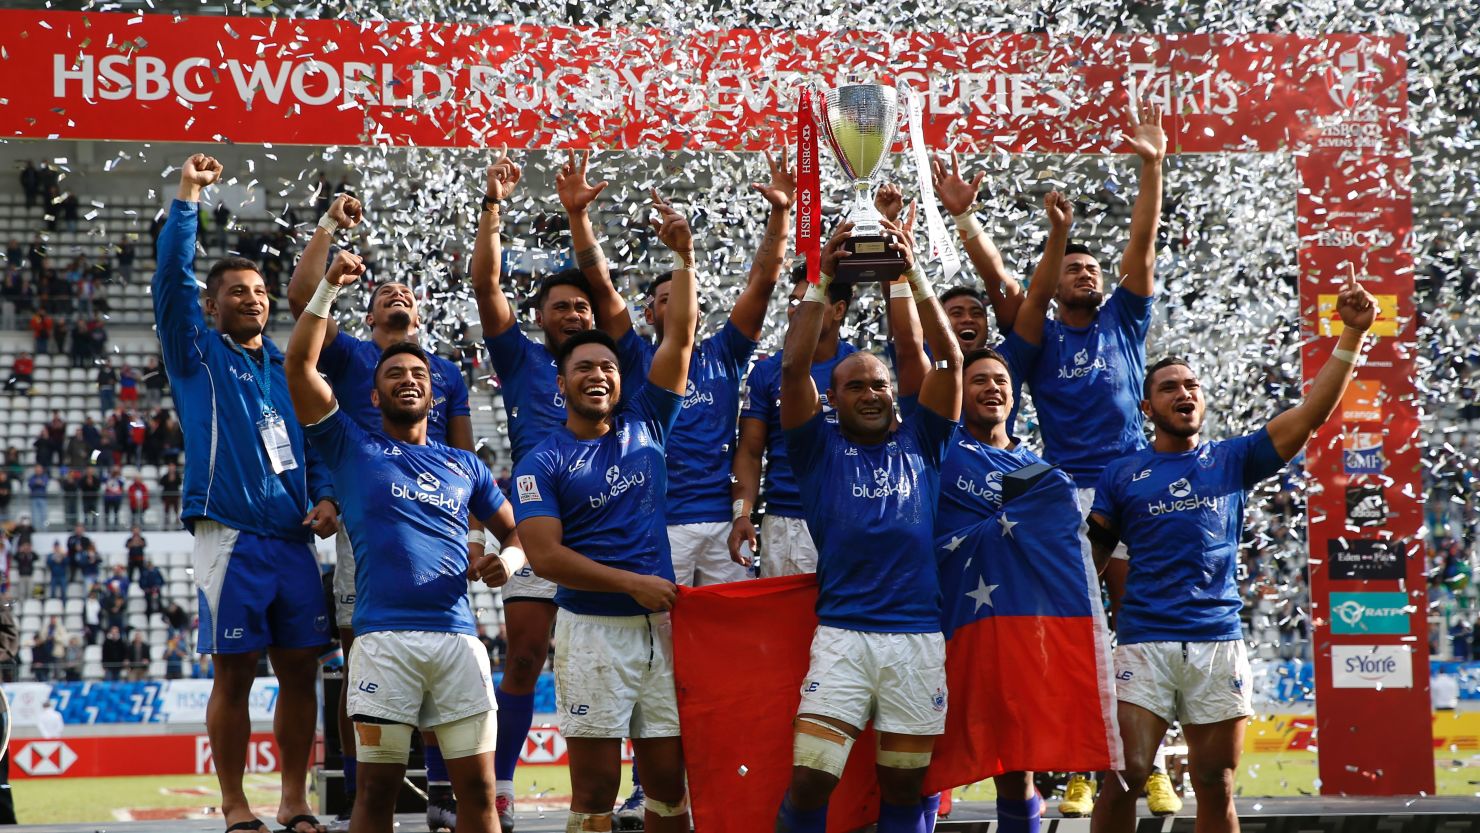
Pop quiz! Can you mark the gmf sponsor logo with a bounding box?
[1342,431,1384,475]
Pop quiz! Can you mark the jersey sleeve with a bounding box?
[907,404,958,467]
[617,328,656,383]
[715,320,759,379]
[633,381,685,444]
[483,324,532,383]
[318,331,357,384]
[443,358,472,418]
[995,332,1041,381]
[301,407,359,472]
[151,200,210,380]
[740,357,775,423]
[1104,285,1155,343]
[512,448,561,523]
[1233,427,1287,489]
[1089,462,1122,524]
[468,455,507,523]
[782,408,828,475]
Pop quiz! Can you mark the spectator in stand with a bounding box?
[116,237,135,284]
[101,588,126,634]
[125,525,147,581]
[61,192,79,233]
[139,559,164,615]
[5,450,22,479]
[108,408,134,465]
[33,428,54,470]
[46,542,67,599]
[156,413,183,465]
[214,203,233,254]
[5,352,33,394]
[14,541,35,600]
[65,523,90,580]
[118,364,138,409]
[63,428,90,471]
[158,463,181,525]
[88,317,108,361]
[0,467,12,521]
[68,320,88,368]
[5,240,20,270]
[103,467,125,529]
[20,162,40,208]
[126,631,151,681]
[31,634,54,682]
[27,466,48,525]
[162,600,190,638]
[62,636,83,682]
[79,466,102,523]
[141,356,167,410]
[0,533,8,597]
[96,359,118,414]
[165,635,188,679]
[82,587,102,645]
[101,626,126,681]
[59,470,80,527]
[10,512,32,547]
[80,545,102,590]
[42,186,60,231]
[127,475,150,526]
[81,417,102,456]
[44,411,65,457]
[29,310,51,354]
[42,614,69,648]
[105,563,128,599]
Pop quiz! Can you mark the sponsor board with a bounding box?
[1340,380,1383,423]
[1329,591,1410,635]
[1342,431,1385,474]
[1346,482,1388,527]
[9,732,279,779]
[1326,538,1404,580]
[1318,293,1399,337]
[1331,644,1413,689]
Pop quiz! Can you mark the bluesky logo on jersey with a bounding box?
[1058,347,1108,380]
[682,381,715,409]
[587,464,647,509]
[954,471,1003,508]
[1146,478,1222,516]
[1330,591,1410,635]
[391,475,464,513]
[1342,432,1384,475]
[1345,483,1387,527]
[852,466,912,500]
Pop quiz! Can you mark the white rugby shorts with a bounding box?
[502,563,558,603]
[668,521,749,587]
[760,515,819,577]
[1077,487,1129,561]
[1114,640,1254,726]
[348,630,497,728]
[797,625,948,736]
[553,610,679,739]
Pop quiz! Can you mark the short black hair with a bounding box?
[374,341,430,380]
[534,269,593,310]
[204,256,261,297]
[1143,356,1194,399]
[963,347,1012,383]
[939,286,985,306]
[789,263,853,306]
[556,329,619,376]
[1063,242,1095,258]
[646,271,675,299]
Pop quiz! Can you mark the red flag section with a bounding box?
[795,87,821,283]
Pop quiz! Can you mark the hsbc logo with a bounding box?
[1326,50,1376,111]
[1314,228,1394,249]
[14,740,77,776]
[521,728,568,764]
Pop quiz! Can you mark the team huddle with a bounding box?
[156,98,1376,833]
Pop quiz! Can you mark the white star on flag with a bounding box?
[999,514,1018,538]
[966,577,998,612]
[944,534,968,552]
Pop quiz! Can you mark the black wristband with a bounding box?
[481,194,500,212]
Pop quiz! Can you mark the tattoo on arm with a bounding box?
[575,245,603,270]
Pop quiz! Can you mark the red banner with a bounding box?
[9,732,279,779]
[795,87,821,282]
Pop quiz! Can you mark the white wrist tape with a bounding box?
[732,499,747,521]
[1332,347,1359,365]
[317,214,340,236]
[466,529,486,547]
[803,273,834,305]
[954,211,984,241]
[497,545,527,576]
[304,279,341,319]
[888,281,914,300]
[906,266,932,303]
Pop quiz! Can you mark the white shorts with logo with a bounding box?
[760,514,818,577]
[332,527,357,629]
[797,626,948,736]
[1077,487,1128,561]
[348,630,497,728]
[668,521,749,587]
[553,610,679,739]
[1114,640,1254,726]
[501,563,558,603]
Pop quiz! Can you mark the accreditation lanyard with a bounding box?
[229,337,298,475]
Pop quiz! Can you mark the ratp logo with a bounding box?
[1168,478,1192,498]
[417,472,440,492]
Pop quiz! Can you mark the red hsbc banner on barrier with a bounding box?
[0,12,1405,155]
[9,732,280,779]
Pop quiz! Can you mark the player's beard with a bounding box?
[1152,409,1201,439]
[383,309,413,330]
[569,394,613,423]
[1061,288,1104,311]
[382,397,430,426]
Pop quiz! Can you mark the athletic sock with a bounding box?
[921,793,941,833]
[494,689,535,782]
[495,779,515,799]
[342,755,357,797]
[995,794,1042,833]
[629,757,641,790]
[775,794,827,833]
[425,744,453,804]
[876,799,925,832]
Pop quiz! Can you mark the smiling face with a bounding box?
[962,355,1013,432]
[944,294,989,352]
[829,353,894,442]
[205,268,270,342]
[368,282,419,334]
[371,352,432,427]
[1143,362,1205,439]
[558,342,621,422]
[1056,253,1105,312]
[537,285,596,349]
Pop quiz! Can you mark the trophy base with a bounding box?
[835,234,909,284]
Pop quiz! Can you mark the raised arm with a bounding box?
[887,203,928,399]
[1265,274,1375,461]
[731,148,796,339]
[646,190,697,395]
[556,150,626,338]
[152,154,221,373]
[934,152,1024,331]
[1013,192,1074,347]
[888,217,962,421]
[286,251,364,426]
[781,225,850,430]
[519,516,677,611]
[286,194,363,346]
[470,151,522,338]
[727,417,766,565]
[1119,98,1166,299]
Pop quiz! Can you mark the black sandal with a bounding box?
[225,822,268,833]
[278,814,325,833]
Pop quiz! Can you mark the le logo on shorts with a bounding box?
[517,474,541,503]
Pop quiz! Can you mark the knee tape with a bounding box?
[793,717,855,778]
[354,720,414,764]
[643,791,689,817]
[874,736,932,770]
[431,710,497,759]
[566,811,613,832]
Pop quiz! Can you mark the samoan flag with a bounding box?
[671,466,1121,833]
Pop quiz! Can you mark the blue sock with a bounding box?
[494,689,535,782]
[877,799,925,833]
[775,795,827,833]
[342,754,356,798]
[995,794,1042,833]
[630,757,641,790]
[922,794,941,833]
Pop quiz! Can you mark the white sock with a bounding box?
[496,779,515,798]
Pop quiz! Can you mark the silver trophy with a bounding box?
[816,81,908,283]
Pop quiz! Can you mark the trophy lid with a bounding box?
[817,82,900,182]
